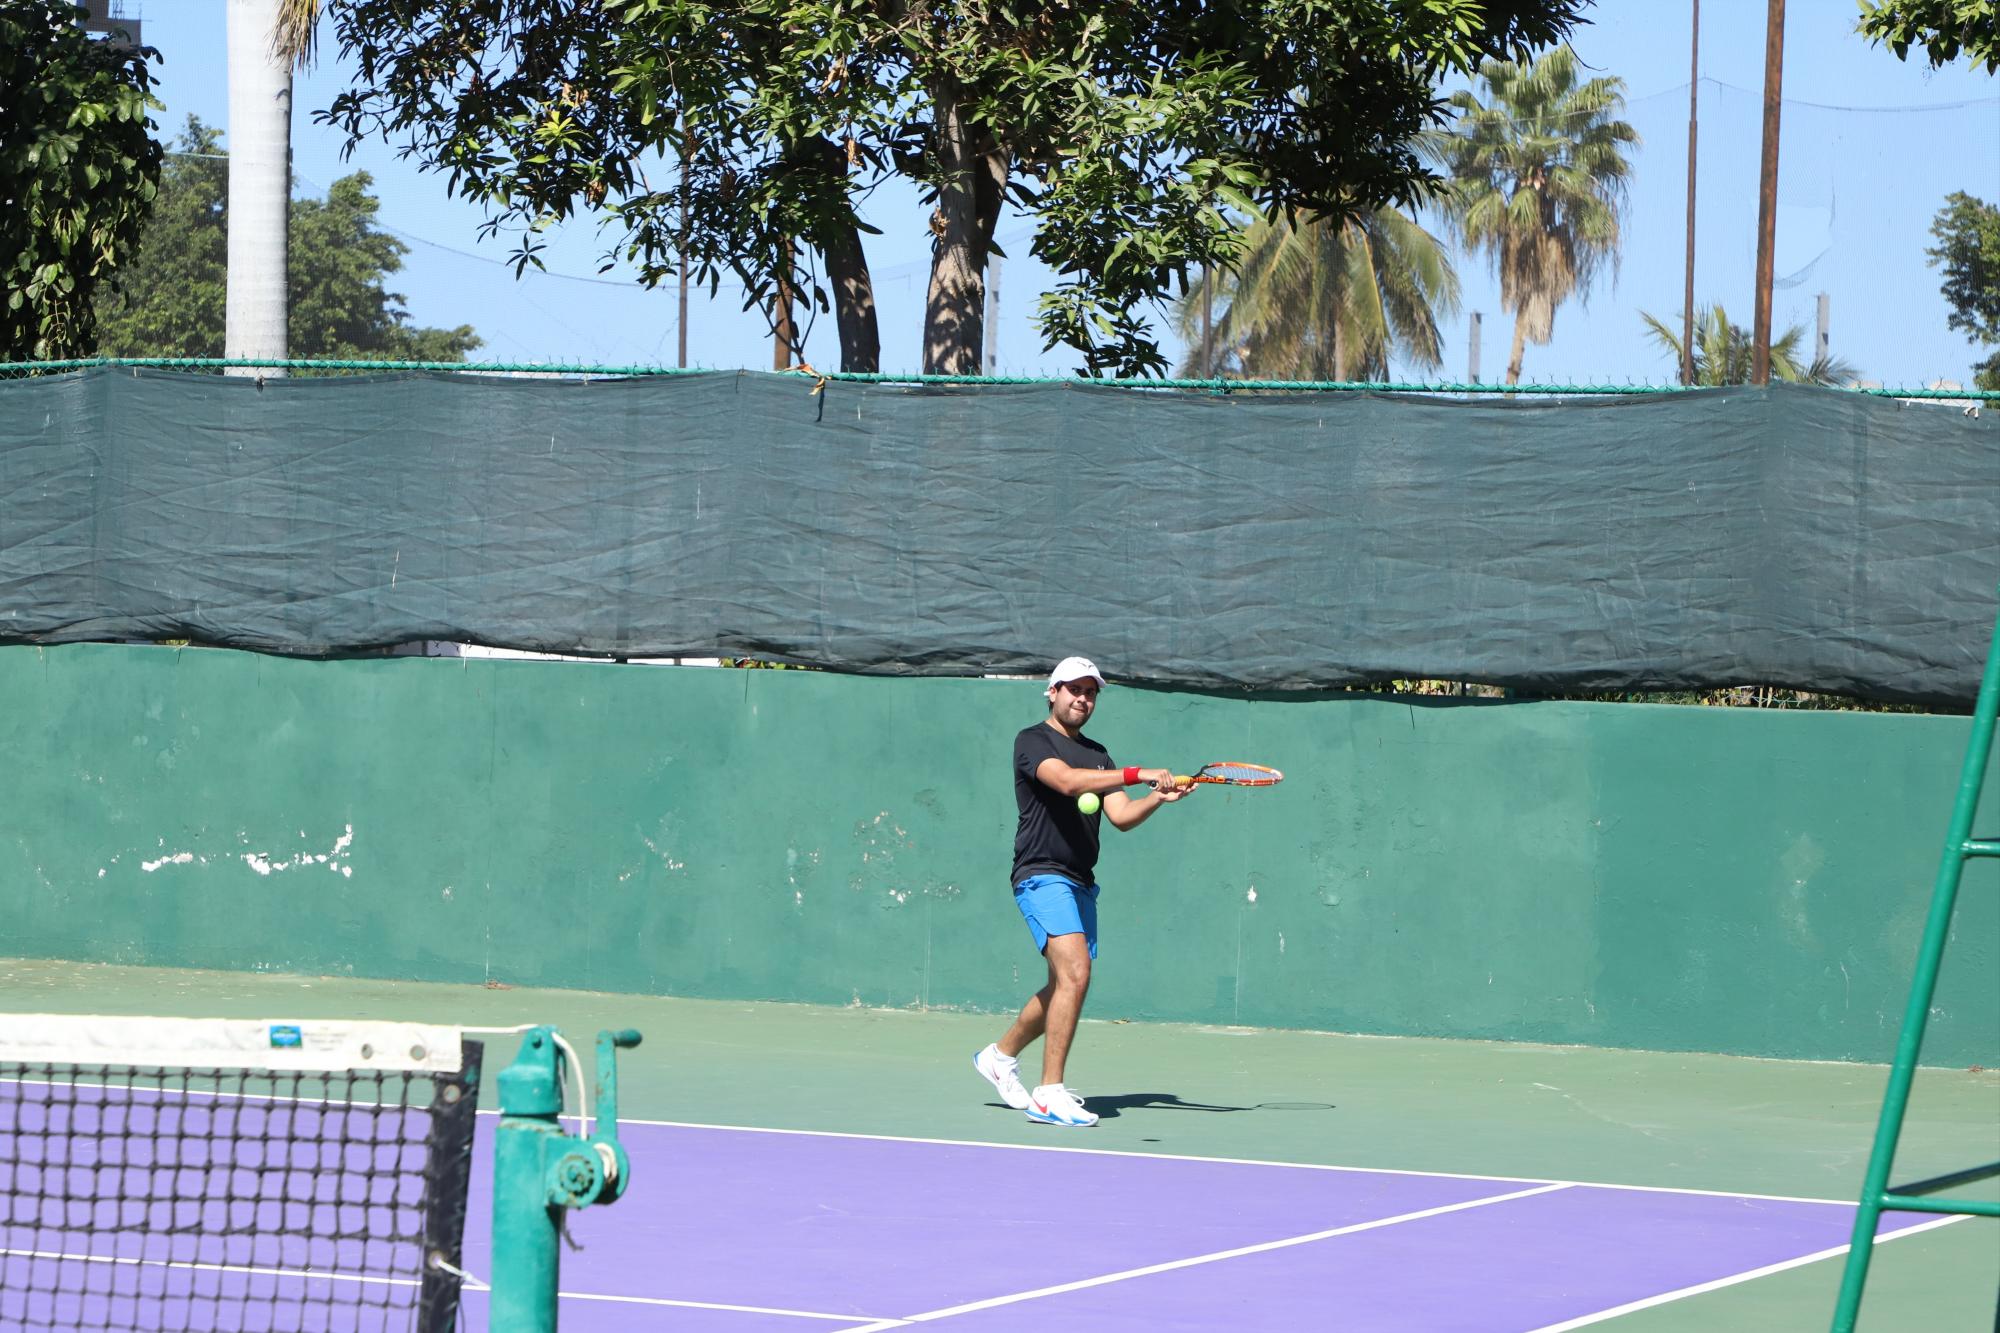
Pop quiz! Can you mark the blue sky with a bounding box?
[134,0,1998,386]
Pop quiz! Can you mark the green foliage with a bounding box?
[1638,304,1859,387]
[305,0,1586,378]
[0,0,163,359]
[1432,46,1639,385]
[95,117,480,362]
[1858,0,2000,73]
[1172,205,1458,380]
[1926,190,2000,390]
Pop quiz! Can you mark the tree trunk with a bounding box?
[1329,222,1350,380]
[822,224,880,373]
[1506,311,1528,385]
[923,82,997,376]
[810,137,880,374]
[225,0,291,376]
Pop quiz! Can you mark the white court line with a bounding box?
[610,1115,1898,1209]
[2,1077,1906,1208]
[1,1240,884,1320]
[549,1291,893,1323]
[0,1246,423,1289]
[12,1082,1963,1325]
[827,1182,1573,1333]
[1520,1214,1973,1332]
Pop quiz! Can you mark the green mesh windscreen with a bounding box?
[0,368,1993,704]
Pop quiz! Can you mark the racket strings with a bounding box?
[1199,763,1282,784]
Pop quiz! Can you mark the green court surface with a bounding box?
[6,956,1993,1330]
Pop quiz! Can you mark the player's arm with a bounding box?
[1103,780,1192,831]
[1033,757,1174,798]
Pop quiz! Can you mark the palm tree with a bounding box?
[226,0,296,375]
[1640,304,1858,386]
[1433,47,1638,385]
[1174,206,1459,381]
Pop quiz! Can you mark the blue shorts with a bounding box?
[1013,874,1100,959]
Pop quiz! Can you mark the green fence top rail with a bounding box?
[3,357,1996,400]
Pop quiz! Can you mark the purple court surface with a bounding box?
[0,1096,1958,1331]
[445,1120,1948,1332]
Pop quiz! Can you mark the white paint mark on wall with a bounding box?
[142,852,195,871]
[640,834,685,872]
[241,825,355,878]
[1245,885,1258,904]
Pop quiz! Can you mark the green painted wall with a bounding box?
[4,644,1994,1065]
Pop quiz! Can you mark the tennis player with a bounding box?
[974,655,1190,1126]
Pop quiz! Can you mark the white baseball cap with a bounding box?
[1046,656,1108,691]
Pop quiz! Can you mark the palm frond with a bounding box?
[274,0,321,69]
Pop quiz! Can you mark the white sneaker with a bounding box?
[973,1044,1031,1110]
[1025,1083,1097,1127]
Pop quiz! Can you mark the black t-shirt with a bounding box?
[1012,722,1115,885]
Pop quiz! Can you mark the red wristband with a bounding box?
[1121,766,1141,785]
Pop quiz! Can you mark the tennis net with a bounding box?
[0,1014,481,1333]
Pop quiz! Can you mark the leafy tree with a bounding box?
[288,0,1587,378]
[1638,304,1858,387]
[1925,190,2000,390]
[1,0,163,360]
[1171,206,1458,380]
[95,117,480,362]
[1432,46,1638,385]
[1858,0,2000,73]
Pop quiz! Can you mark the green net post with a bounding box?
[491,1025,643,1333]
[1829,591,2000,1332]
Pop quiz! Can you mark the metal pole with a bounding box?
[1751,0,1785,386]
[1468,312,1482,384]
[1683,0,1700,386]
[1830,594,2000,1331]
[1817,291,1830,365]
[981,253,1002,375]
[491,1030,564,1333]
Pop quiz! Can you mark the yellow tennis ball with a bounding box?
[1077,792,1101,815]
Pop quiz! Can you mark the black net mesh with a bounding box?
[0,1049,480,1333]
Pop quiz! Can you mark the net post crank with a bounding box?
[491,1025,645,1333]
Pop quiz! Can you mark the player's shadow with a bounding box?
[1080,1092,1335,1120]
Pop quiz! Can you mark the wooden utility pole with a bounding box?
[1683,0,1700,386]
[772,241,794,371]
[677,131,691,369]
[1751,0,1786,386]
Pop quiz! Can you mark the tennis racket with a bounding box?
[1174,762,1283,789]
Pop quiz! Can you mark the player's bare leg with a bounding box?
[995,983,1049,1060]
[1034,933,1092,1088]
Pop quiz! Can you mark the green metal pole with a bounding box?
[1830,594,2000,1332]
[492,1027,567,1333]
